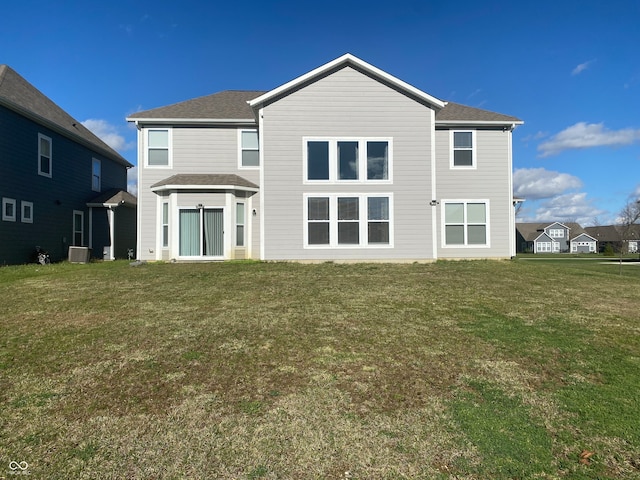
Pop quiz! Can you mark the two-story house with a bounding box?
[0,65,136,264]
[128,54,522,262]
[516,222,596,254]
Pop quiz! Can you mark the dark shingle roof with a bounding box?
[516,222,586,241]
[87,189,137,207]
[437,101,522,124]
[128,90,266,120]
[0,65,131,167]
[151,174,259,190]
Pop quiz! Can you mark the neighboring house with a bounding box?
[0,65,136,264]
[516,222,594,253]
[585,225,640,253]
[127,54,522,262]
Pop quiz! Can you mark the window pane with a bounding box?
[338,197,359,220]
[338,223,359,244]
[307,141,329,180]
[241,131,259,149]
[468,225,486,244]
[368,222,389,244]
[23,205,32,219]
[467,203,486,223]
[445,225,465,244]
[368,197,389,220]
[308,197,329,220]
[367,141,388,180]
[162,203,169,223]
[148,130,168,148]
[5,202,14,217]
[308,223,329,244]
[148,149,169,166]
[40,157,51,174]
[445,203,464,223]
[454,132,472,148]
[236,204,245,224]
[74,214,83,231]
[338,141,358,180]
[236,225,245,247]
[162,225,169,247]
[242,150,260,166]
[453,150,473,166]
[40,138,50,156]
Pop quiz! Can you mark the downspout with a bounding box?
[430,109,438,260]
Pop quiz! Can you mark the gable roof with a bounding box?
[0,65,131,167]
[585,224,640,242]
[87,188,137,208]
[516,222,586,242]
[128,55,521,127]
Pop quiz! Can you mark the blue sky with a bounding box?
[2,0,639,225]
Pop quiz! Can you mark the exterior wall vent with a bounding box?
[68,246,91,263]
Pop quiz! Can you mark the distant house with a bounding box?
[128,54,522,262]
[585,225,640,253]
[0,65,136,264]
[516,222,594,253]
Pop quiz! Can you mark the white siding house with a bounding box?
[128,54,522,262]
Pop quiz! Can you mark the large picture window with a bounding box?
[38,134,52,177]
[451,131,475,168]
[147,129,170,166]
[443,201,488,247]
[305,138,391,183]
[305,194,392,248]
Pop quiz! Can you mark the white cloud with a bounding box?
[82,119,135,153]
[572,59,596,76]
[127,166,138,197]
[527,192,607,225]
[513,168,583,200]
[537,122,640,157]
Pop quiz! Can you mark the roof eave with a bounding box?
[436,120,524,128]
[1,97,132,168]
[127,117,256,126]
[248,53,446,110]
[150,184,259,193]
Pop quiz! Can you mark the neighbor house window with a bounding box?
[239,130,259,167]
[162,202,169,248]
[2,198,16,222]
[236,202,245,247]
[443,201,488,246]
[305,194,393,247]
[73,211,84,246]
[305,138,391,182]
[451,131,475,168]
[147,129,170,166]
[38,134,52,177]
[92,158,101,192]
[549,228,564,237]
[538,242,551,253]
[21,201,33,223]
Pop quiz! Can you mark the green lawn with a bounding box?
[1,259,639,479]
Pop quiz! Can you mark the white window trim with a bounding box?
[303,137,393,184]
[144,128,172,168]
[38,133,52,177]
[236,201,246,247]
[303,193,394,249]
[73,210,85,246]
[176,206,226,259]
[441,199,490,248]
[450,130,476,169]
[2,198,16,222]
[92,158,101,192]
[21,201,33,223]
[161,201,169,249]
[238,129,260,169]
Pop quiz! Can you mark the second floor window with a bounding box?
[239,130,259,167]
[147,129,170,166]
[92,159,101,192]
[452,131,475,168]
[305,138,391,183]
[38,134,52,177]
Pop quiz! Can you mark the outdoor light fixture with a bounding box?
[196,203,204,209]
[429,200,439,206]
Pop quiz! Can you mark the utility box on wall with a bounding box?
[68,246,91,263]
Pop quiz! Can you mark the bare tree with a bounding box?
[616,198,640,273]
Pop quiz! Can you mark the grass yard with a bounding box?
[0,259,639,479]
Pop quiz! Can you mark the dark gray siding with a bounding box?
[0,106,130,264]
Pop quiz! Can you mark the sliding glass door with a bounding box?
[179,208,223,257]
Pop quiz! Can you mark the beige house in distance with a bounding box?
[127,54,522,262]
